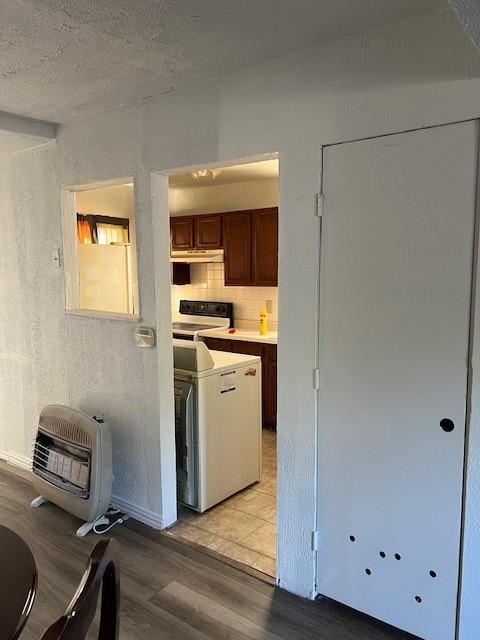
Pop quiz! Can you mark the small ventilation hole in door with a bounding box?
[365,569,372,576]
[415,596,422,603]
[349,535,356,542]
[429,570,437,578]
[394,553,401,561]
[379,551,386,558]
[440,418,454,432]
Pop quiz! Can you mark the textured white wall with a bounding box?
[169,178,278,216]
[2,8,480,625]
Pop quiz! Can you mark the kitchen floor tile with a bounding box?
[227,488,276,521]
[241,522,276,559]
[170,429,277,577]
[192,506,264,544]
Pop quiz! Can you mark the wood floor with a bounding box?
[0,465,413,640]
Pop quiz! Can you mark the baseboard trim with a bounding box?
[111,494,164,530]
[1,450,163,530]
[1,451,32,471]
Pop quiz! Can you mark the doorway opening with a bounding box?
[166,156,279,579]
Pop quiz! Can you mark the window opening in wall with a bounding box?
[62,180,139,318]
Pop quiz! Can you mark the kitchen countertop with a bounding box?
[199,327,278,345]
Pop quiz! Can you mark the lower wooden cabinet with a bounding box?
[203,337,277,429]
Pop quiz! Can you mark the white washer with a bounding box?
[173,340,262,512]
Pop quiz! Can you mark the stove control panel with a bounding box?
[179,300,234,323]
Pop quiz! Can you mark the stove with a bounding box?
[172,300,234,340]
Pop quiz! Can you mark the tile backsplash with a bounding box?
[171,263,278,329]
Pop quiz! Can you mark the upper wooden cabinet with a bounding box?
[223,212,252,285]
[252,209,278,286]
[170,208,278,286]
[170,217,194,249]
[195,214,222,249]
[223,208,278,286]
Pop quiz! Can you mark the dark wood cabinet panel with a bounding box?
[171,262,191,285]
[252,208,278,286]
[170,217,195,249]
[195,215,222,249]
[223,212,252,285]
[203,337,232,352]
[231,340,264,358]
[263,358,277,426]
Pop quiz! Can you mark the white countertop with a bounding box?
[199,327,278,345]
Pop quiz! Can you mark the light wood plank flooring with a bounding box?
[168,429,276,577]
[0,464,414,639]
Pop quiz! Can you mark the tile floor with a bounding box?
[168,429,277,577]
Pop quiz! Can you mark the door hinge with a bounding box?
[313,368,320,390]
[311,531,319,551]
[314,192,324,217]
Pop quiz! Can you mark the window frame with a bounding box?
[61,178,140,321]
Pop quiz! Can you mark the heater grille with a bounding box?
[39,414,94,448]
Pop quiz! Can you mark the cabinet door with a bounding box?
[263,345,277,427]
[252,208,278,286]
[171,217,195,249]
[223,212,252,285]
[203,337,232,352]
[195,215,222,249]
[171,262,191,285]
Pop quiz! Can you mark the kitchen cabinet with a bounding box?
[195,214,222,249]
[171,262,191,285]
[170,217,194,249]
[223,212,252,285]
[263,345,277,426]
[223,208,278,286]
[202,337,277,428]
[252,209,278,286]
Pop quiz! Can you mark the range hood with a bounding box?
[171,249,224,264]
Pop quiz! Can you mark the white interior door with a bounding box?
[317,121,478,640]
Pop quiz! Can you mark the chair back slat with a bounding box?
[40,538,119,640]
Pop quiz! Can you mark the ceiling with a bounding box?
[0,0,446,123]
[169,159,279,188]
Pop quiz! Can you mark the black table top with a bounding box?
[0,525,37,640]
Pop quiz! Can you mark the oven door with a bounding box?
[174,378,198,509]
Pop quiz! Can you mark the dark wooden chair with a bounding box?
[0,525,37,640]
[39,538,120,640]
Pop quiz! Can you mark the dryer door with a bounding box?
[174,379,198,509]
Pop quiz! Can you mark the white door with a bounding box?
[317,121,478,640]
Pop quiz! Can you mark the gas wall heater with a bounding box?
[31,405,112,537]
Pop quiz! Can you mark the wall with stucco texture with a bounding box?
[2,8,480,635]
[169,178,278,215]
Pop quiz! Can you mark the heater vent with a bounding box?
[39,414,94,448]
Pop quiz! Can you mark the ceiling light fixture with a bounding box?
[191,168,221,182]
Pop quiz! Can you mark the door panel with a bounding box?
[252,208,278,286]
[317,122,478,640]
[171,217,194,249]
[195,214,222,249]
[223,212,252,285]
